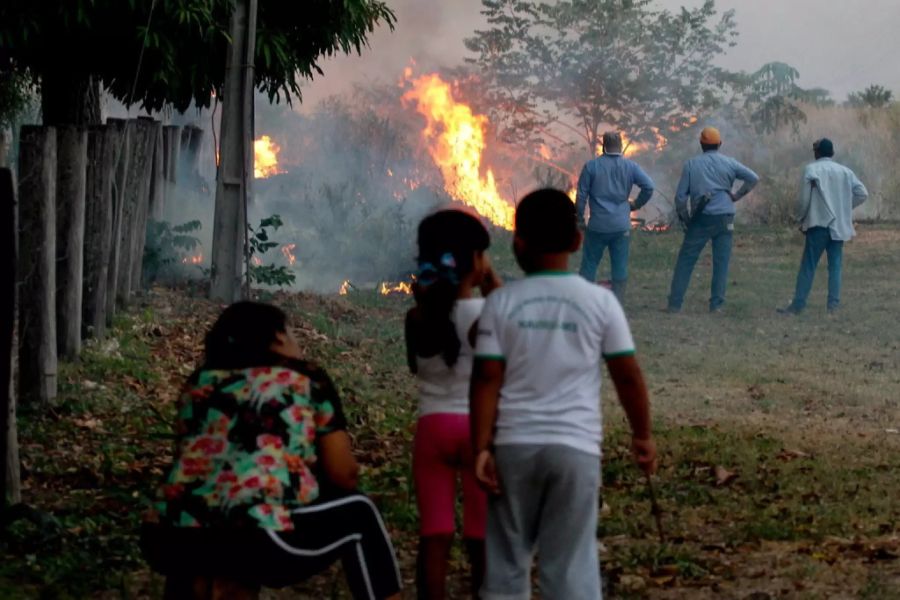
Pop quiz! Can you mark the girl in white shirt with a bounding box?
[405,209,500,600]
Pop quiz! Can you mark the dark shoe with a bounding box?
[777,305,802,315]
[709,306,724,314]
[827,305,840,315]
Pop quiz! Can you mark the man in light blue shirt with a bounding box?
[779,138,867,314]
[576,132,655,302]
[666,127,759,313]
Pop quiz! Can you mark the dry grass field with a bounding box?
[2,224,898,599]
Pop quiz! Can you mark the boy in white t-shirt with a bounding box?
[470,188,657,600]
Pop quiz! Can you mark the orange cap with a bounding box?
[700,127,721,145]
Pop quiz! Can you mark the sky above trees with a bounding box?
[299,0,900,107]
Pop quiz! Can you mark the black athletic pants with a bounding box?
[141,493,401,599]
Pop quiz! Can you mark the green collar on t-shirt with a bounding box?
[525,270,573,277]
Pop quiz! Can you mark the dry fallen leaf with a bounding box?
[618,574,646,592]
[777,448,811,461]
[715,465,738,487]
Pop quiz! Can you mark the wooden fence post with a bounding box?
[1,168,21,505]
[106,118,131,325]
[115,118,150,307]
[17,126,57,406]
[82,125,118,339]
[55,126,87,359]
[128,118,159,295]
[162,125,181,221]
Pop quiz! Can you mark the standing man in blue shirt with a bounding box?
[666,127,759,313]
[576,132,655,302]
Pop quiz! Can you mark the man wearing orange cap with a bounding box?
[666,127,759,313]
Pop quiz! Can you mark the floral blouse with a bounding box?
[153,360,347,531]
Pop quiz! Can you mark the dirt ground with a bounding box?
[3,224,898,599]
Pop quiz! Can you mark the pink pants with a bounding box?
[413,413,487,539]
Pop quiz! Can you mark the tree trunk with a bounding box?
[130,119,160,293]
[55,126,88,360]
[106,119,132,325]
[82,125,119,340]
[40,71,101,128]
[148,124,166,223]
[1,168,21,506]
[17,126,57,406]
[211,0,256,303]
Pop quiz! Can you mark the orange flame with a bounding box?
[402,73,515,230]
[252,256,262,266]
[380,281,413,295]
[281,243,296,266]
[254,135,282,179]
[597,130,669,158]
[182,252,203,265]
[339,280,351,296]
[539,144,553,160]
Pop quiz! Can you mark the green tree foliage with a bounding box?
[0,0,395,122]
[846,84,894,109]
[0,69,34,127]
[247,214,296,288]
[736,62,832,135]
[465,0,738,157]
[142,219,203,285]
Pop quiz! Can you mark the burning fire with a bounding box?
[254,135,282,179]
[281,243,296,266]
[380,281,413,296]
[595,130,669,158]
[182,252,203,265]
[252,256,262,266]
[339,280,351,296]
[402,73,515,230]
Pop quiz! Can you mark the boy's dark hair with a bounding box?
[204,301,287,370]
[515,188,578,253]
[414,210,490,368]
[701,142,721,152]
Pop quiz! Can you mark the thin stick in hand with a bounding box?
[645,473,665,544]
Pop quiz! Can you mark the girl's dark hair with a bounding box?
[415,210,490,367]
[204,301,288,370]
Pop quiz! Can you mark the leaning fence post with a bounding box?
[106,118,131,325]
[1,167,21,505]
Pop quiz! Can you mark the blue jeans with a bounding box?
[790,227,843,310]
[667,214,733,311]
[579,230,630,284]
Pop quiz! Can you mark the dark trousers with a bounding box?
[579,230,630,301]
[668,214,734,311]
[141,493,401,600]
[790,226,843,311]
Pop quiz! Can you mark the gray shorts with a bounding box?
[481,444,602,600]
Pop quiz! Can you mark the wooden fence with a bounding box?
[11,118,204,407]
